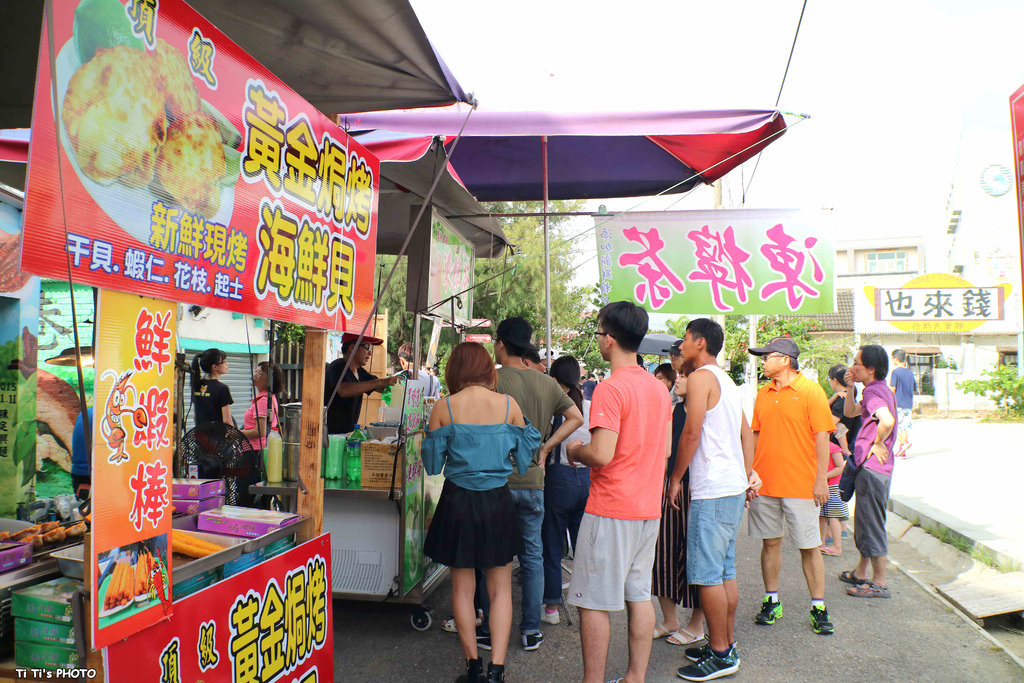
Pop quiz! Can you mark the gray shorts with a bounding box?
[567,513,660,611]
[854,467,891,557]
[748,495,822,549]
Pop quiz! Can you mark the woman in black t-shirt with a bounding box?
[827,364,860,453]
[192,348,234,426]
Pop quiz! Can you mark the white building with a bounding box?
[838,124,1023,413]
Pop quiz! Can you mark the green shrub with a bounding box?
[957,365,1024,416]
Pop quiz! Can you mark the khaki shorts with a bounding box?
[567,513,660,611]
[747,495,821,549]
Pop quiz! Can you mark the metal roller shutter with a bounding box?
[221,352,261,427]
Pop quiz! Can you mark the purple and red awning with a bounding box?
[342,108,788,201]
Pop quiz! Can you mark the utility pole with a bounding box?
[712,180,727,367]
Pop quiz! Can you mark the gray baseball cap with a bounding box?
[748,336,800,358]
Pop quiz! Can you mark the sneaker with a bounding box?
[541,607,560,625]
[676,650,739,681]
[521,631,544,651]
[475,626,491,651]
[443,609,484,633]
[754,597,782,625]
[810,605,834,635]
[686,643,739,665]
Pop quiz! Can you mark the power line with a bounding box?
[744,0,809,204]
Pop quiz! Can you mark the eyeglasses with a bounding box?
[359,343,372,351]
[763,353,788,361]
[595,331,613,338]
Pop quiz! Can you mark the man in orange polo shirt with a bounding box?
[747,337,835,636]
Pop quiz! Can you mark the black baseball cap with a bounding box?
[495,317,539,353]
[748,336,800,358]
[668,339,683,356]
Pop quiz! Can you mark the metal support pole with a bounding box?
[747,314,758,415]
[542,135,552,370]
[412,312,422,375]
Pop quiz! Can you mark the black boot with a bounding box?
[455,657,484,683]
[486,662,505,682]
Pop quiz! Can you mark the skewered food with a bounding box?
[65,522,87,538]
[172,530,225,558]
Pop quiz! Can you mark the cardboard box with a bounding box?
[198,506,299,538]
[0,540,32,573]
[171,478,225,499]
[172,495,224,515]
[12,577,80,624]
[15,641,79,670]
[15,617,76,646]
[361,441,399,489]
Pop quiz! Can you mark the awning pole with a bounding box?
[543,135,551,371]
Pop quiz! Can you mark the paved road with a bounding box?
[332,519,1021,681]
[890,418,1024,569]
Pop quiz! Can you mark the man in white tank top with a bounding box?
[667,319,759,682]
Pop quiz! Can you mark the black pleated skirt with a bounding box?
[652,474,701,608]
[424,479,522,569]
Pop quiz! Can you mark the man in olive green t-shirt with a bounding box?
[477,317,582,651]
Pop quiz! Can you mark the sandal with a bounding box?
[838,569,868,585]
[846,582,891,598]
[666,627,705,645]
[820,546,842,557]
[653,625,674,639]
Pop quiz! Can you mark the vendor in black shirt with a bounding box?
[325,334,398,434]
[192,348,233,426]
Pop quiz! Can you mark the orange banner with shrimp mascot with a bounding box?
[91,289,176,648]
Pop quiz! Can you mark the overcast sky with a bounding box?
[411,0,1024,315]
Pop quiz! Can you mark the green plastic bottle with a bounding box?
[345,425,367,488]
[326,435,345,480]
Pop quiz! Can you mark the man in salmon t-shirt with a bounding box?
[566,301,671,683]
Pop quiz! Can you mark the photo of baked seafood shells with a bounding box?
[54,12,237,243]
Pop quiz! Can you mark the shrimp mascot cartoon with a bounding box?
[101,369,145,464]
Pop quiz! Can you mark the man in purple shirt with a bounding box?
[839,345,897,599]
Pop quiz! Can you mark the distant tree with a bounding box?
[666,314,851,389]
[373,200,588,376]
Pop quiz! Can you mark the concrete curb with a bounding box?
[885,510,1024,672]
[889,494,1023,572]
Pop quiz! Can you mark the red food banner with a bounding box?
[21,0,379,332]
[106,535,334,683]
[91,289,176,648]
[1010,83,1024,308]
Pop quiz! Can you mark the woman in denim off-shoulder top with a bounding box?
[422,342,541,683]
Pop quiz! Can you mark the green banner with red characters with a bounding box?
[21,0,379,332]
[595,209,834,315]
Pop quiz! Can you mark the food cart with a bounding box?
[0,0,480,679]
[251,175,506,629]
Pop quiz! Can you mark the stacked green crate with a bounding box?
[12,578,80,670]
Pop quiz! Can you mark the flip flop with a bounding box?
[820,546,842,556]
[653,625,673,639]
[838,569,868,585]
[666,627,706,645]
[847,582,891,598]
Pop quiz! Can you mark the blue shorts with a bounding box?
[686,493,746,586]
